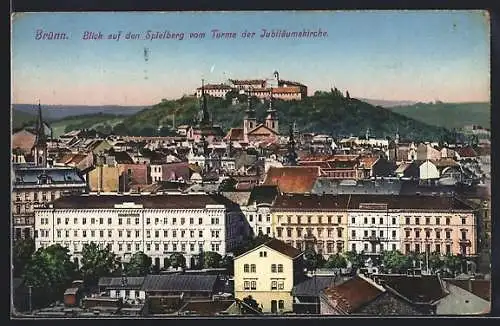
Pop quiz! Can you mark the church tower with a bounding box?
[243,96,257,142]
[284,122,298,166]
[265,93,279,133]
[32,101,48,167]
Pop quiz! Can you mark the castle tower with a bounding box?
[32,101,48,167]
[243,96,257,142]
[265,93,279,133]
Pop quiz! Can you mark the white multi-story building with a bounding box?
[347,203,401,255]
[34,193,249,269]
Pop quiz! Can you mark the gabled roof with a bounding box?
[236,238,302,260]
[247,124,278,136]
[224,128,245,141]
[113,151,134,164]
[456,146,478,158]
[322,275,385,313]
[359,156,379,169]
[293,276,346,297]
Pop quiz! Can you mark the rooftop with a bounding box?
[141,274,218,292]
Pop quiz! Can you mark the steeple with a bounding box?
[265,92,279,133]
[285,122,298,166]
[32,101,48,167]
[200,79,211,127]
[243,95,257,141]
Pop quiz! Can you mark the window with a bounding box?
[155,218,159,225]
[415,230,420,238]
[181,243,186,252]
[446,231,451,239]
[277,228,283,237]
[351,230,356,239]
[364,217,368,224]
[146,218,150,225]
[118,218,122,225]
[371,217,375,224]
[136,243,141,251]
[249,215,254,222]
[155,230,159,238]
[405,230,410,238]
[266,214,271,222]
[405,243,411,253]
[278,281,284,290]
[83,218,87,225]
[172,230,177,238]
[392,230,396,238]
[392,217,396,225]
[351,217,355,224]
[74,218,78,224]
[426,230,431,238]
[108,230,112,237]
[146,243,151,251]
[405,217,410,224]
[436,217,440,225]
[83,230,87,237]
[415,244,420,253]
[379,230,384,238]
[56,218,61,225]
[181,230,186,238]
[337,228,343,237]
[392,244,397,251]
[379,217,383,224]
[65,218,69,225]
[100,230,104,238]
[338,216,342,224]
[181,218,185,225]
[352,243,356,252]
[155,243,160,251]
[297,216,302,224]
[127,218,131,225]
[436,244,441,253]
[461,231,467,240]
[250,281,256,290]
[364,243,369,251]
[91,218,96,225]
[146,230,150,238]
[415,217,420,225]
[136,218,140,225]
[118,244,123,251]
[297,228,302,237]
[108,218,112,225]
[364,230,369,237]
[271,281,277,290]
[136,230,140,237]
[244,281,250,290]
[173,218,177,224]
[172,243,177,251]
[57,230,61,238]
[446,244,451,254]
[426,244,431,253]
[163,230,168,237]
[250,264,256,273]
[127,243,132,252]
[436,230,441,239]
[287,228,292,237]
[278,264,283,273]
[462,217,466,225]
[271,264,277,273]
[118,230,123,237]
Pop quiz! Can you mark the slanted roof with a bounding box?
[373,274,447,304]
[457,146,478,158]
[224,128,245,141]
[98,277,113,287]
[105,277,145,289]
[141,274,218,292]
[322,276,385,313]
[113,151,134,164]
[263,166,320,193]
[292,276,345,297]
[264,238,302,259]
[445,279,491,302]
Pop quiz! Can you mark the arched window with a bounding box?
[244,264,249,273]
[250,264,256,273]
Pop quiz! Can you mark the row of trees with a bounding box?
[302,248,470,277]
[13,239,233,308]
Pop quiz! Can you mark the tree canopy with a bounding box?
[80,242,121,286]
[124,251,152,276]
[170,252,186,269]
[324,253,348,269]
[13,238,35,278]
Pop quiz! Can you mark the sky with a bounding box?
[11,11,490,106]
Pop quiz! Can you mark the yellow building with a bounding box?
[88,165,120,192]
[271,194,349,257]
[234,238,304,314]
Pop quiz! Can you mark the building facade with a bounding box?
[34,193,249,268]
[271,194,349,257]
[234,238,304,313]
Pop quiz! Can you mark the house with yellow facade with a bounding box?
[271,194,349,257]
[234,238,305,313]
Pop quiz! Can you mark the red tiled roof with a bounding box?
[322,276,384,313]
[359,156,379,169]
[264,238,302,259]
[263,166,320,193]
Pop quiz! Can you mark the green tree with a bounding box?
[124,251,152,276]
[381,250,412,273]
[241,295,262,314]
[220,255,234,275]
[13,238,35,278]
[170,252,186,269]
[112,123,129,136]
[303,248,322,271]
[80,242,121,287]
[203,251,222,269]
[428,252,444,271]
[324,253,347,269]
[344,250,365,270]
[443,254,462,276]
[23,244,77,307]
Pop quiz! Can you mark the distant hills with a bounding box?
[15,94,485,142]
[358,98,417,108]
[388,102,490,130]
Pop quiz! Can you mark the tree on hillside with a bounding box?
[324,253,347,269]
[112,123,129,136]
[23,244,77,308]
[170,252,186,269]
[124,251,152,276]
[13,238,35,278]
[80,242,121,287]
[203,251,222,269]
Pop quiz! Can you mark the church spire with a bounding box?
[35,100,46,146]
[32,100,48,167]
[285,121,298,166]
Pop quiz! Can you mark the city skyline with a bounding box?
[12,11,490,106]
